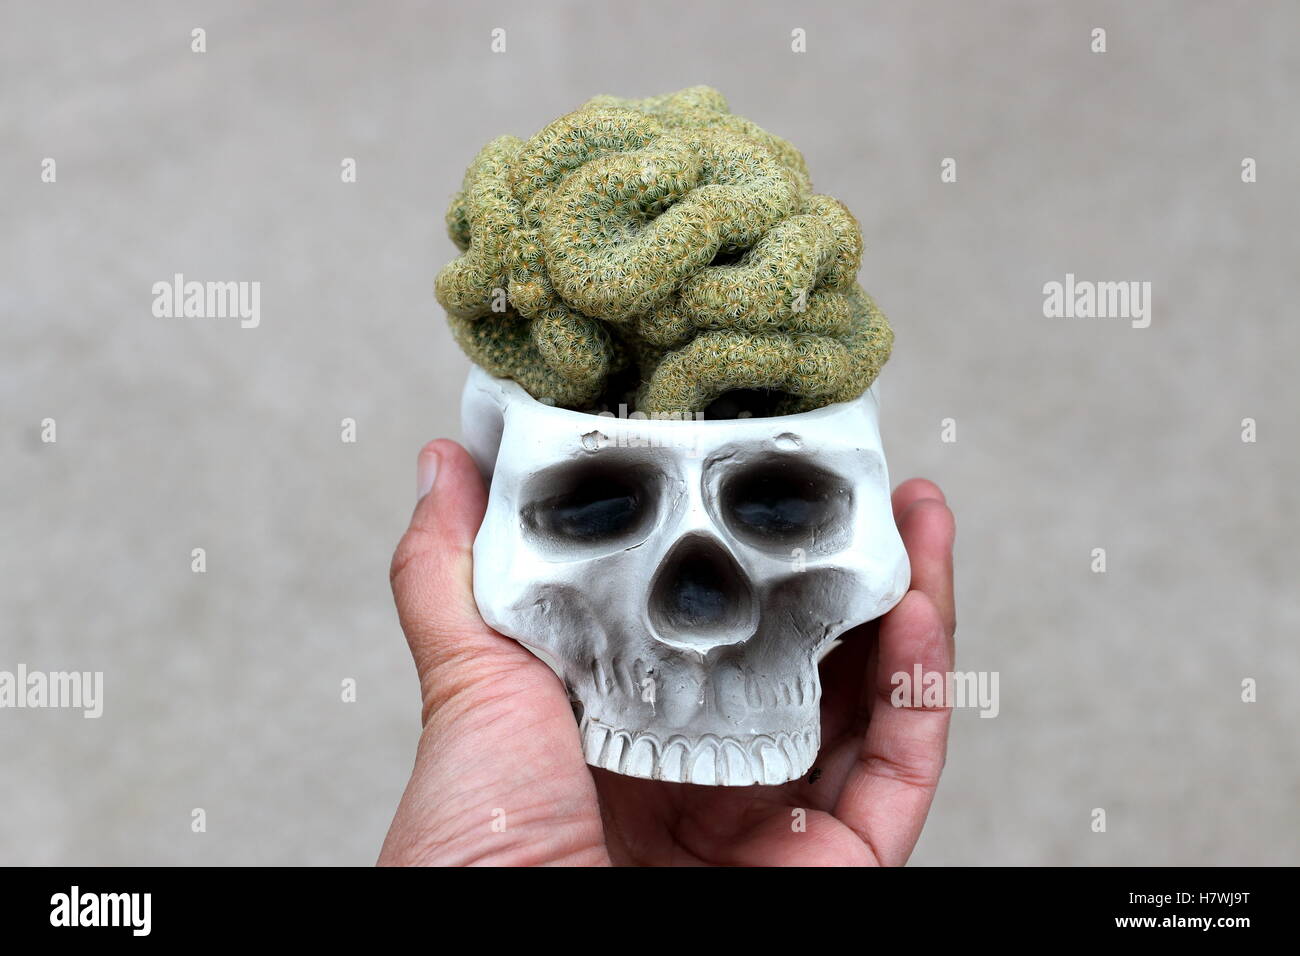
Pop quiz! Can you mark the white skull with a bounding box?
[461,366,909,786]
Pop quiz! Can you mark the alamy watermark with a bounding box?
[890,665,999,718]
[0,665,103,718]
[1043,273,1151,329]
[581,405,709,458]
[152,273,260,328]
[50,886,150,936]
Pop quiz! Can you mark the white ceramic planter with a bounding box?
[461,366,909,786]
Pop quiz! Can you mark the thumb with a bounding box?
[389,438,532,721]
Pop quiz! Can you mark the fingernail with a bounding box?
[416,446,440,500]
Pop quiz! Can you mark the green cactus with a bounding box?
[435,86,893,416]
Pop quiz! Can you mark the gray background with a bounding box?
[3,0,1297,865]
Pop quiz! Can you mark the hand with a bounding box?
[379,439,956,866]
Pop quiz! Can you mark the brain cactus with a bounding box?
[435,86,893,417]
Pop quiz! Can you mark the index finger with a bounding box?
[893,485,956,641]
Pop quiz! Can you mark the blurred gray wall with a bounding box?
[2,0,1296,864]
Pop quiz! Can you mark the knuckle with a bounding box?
[390,527,435,590]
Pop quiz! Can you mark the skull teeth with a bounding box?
[580,715,818,786]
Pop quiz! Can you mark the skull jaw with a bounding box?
[571,649,825,786]
[504,631,828,786]
[579,712,819,786]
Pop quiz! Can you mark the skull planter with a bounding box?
[436,85,908,785]
[462,366,910,786]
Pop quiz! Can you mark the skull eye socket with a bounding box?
[547,482,639,539]
[523,462,656,546]
[722,461,849,548]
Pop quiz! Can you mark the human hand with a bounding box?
[379,438,956,866]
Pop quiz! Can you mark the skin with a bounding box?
[379,438,956,866]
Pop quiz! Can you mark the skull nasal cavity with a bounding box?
[667,554,730,625]
[650,537,757,650]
